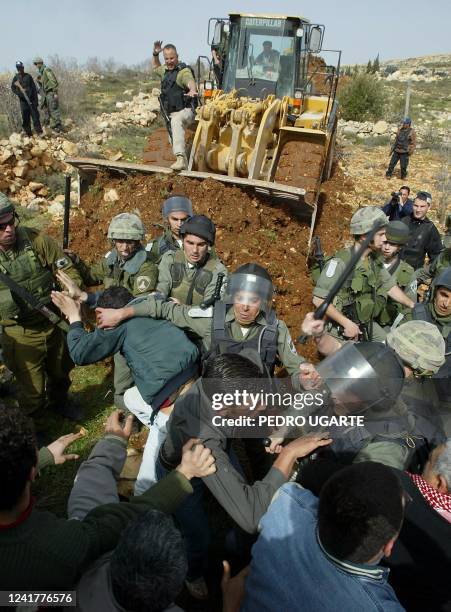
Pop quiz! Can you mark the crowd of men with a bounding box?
[0,169,450,611]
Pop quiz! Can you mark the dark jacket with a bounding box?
[384,470,451,612]
[160,378,287,533]
[11,72,38,106]
[401,215,443,270]
[382,198,414,221]
[67,317,199,406]
[0,437,191,591]
[393,126,416,154]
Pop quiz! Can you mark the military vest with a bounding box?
[146,230,180,264]
[332,248,387,323]
[160,63,195,114]
[209,302,279,372]
[170,250,218,306]
[430,249,451,278]
[103,248,154,294]
[378,258,415,326]
[0,227,54,322]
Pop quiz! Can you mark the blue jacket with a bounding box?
[382,198,413,221]
[67,318,199,406]
[242,483,404,612]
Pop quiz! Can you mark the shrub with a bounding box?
[0,76,21,136]
[338,73,385,121]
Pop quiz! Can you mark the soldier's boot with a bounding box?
[171,154,188,171]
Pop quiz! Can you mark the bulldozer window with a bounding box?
[223,17,299,98]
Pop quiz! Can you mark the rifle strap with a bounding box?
[0,271,69,332]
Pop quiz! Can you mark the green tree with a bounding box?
[338,73,385,121]
[366,59,373,73]
[372,54,380,73]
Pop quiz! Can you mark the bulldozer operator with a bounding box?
[152,40,198,171]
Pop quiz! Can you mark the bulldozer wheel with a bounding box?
[274,140,326,205]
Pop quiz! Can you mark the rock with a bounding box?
[70,191,78,205]
[373,120,389,135]
[152,88,160,97]
[343,125,359,137]
[30,146,43,157]
[13,163,29,178]
[110,151,123,161]
[116,102,125,109]
[9,133,23,147]
[104,188,120,203]
[54,194,65,204]
[47,202,64,216]
[98,121,109,130]
[147,98,161,112]
[37,186,49,197]
[27,201,41,212]
[28,182,45,192]
[0,149,15,164]
[61,140,79,156]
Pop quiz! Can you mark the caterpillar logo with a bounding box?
[243,17,283,28]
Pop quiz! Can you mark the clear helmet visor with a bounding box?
[316,342,404,413]
[226,273,273,312]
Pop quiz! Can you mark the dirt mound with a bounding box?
[52,167,353,361]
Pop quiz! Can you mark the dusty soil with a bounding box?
[274,140,326,203]
[50,160,353,362]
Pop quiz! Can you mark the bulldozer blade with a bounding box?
[180,170,309,204]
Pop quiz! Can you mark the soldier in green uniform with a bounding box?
[96,263,318,390]
[60,213,158,409]
[146,195,193,264]
[0,193,82,420]
[156,214,227,306]
[313,206,415,356]
[378,220,417,330]
[311,320,447,470]
[412,267,451,418]
[33,56,63,132]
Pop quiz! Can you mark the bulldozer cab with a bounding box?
[211,14,325,99]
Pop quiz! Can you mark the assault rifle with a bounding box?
[14,81,33,107]
[297,221,385,343]
[200,272,225,309]
[158,95,173,141]
[311,236,325,272]
[63,174,71,249]
[0,271,68,332]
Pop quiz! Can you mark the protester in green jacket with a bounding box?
[0,404,215,591]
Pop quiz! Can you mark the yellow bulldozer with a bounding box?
[68,12,341,242]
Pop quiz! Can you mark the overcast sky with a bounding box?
[1,0,450,71]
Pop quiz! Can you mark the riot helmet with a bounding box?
[316,342,405,413]
[226,263,274,313]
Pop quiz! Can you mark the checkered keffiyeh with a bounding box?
[409,473,451,523]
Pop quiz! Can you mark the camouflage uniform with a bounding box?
[33,57,62,131]
[0,193,81,416]
[78,213,158,409]
[378,221,417,328]
[311,322,446,470]
[132,296,305,382]
[156,215,228,306]
[314,207,394,342]
[146,195,193,265]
